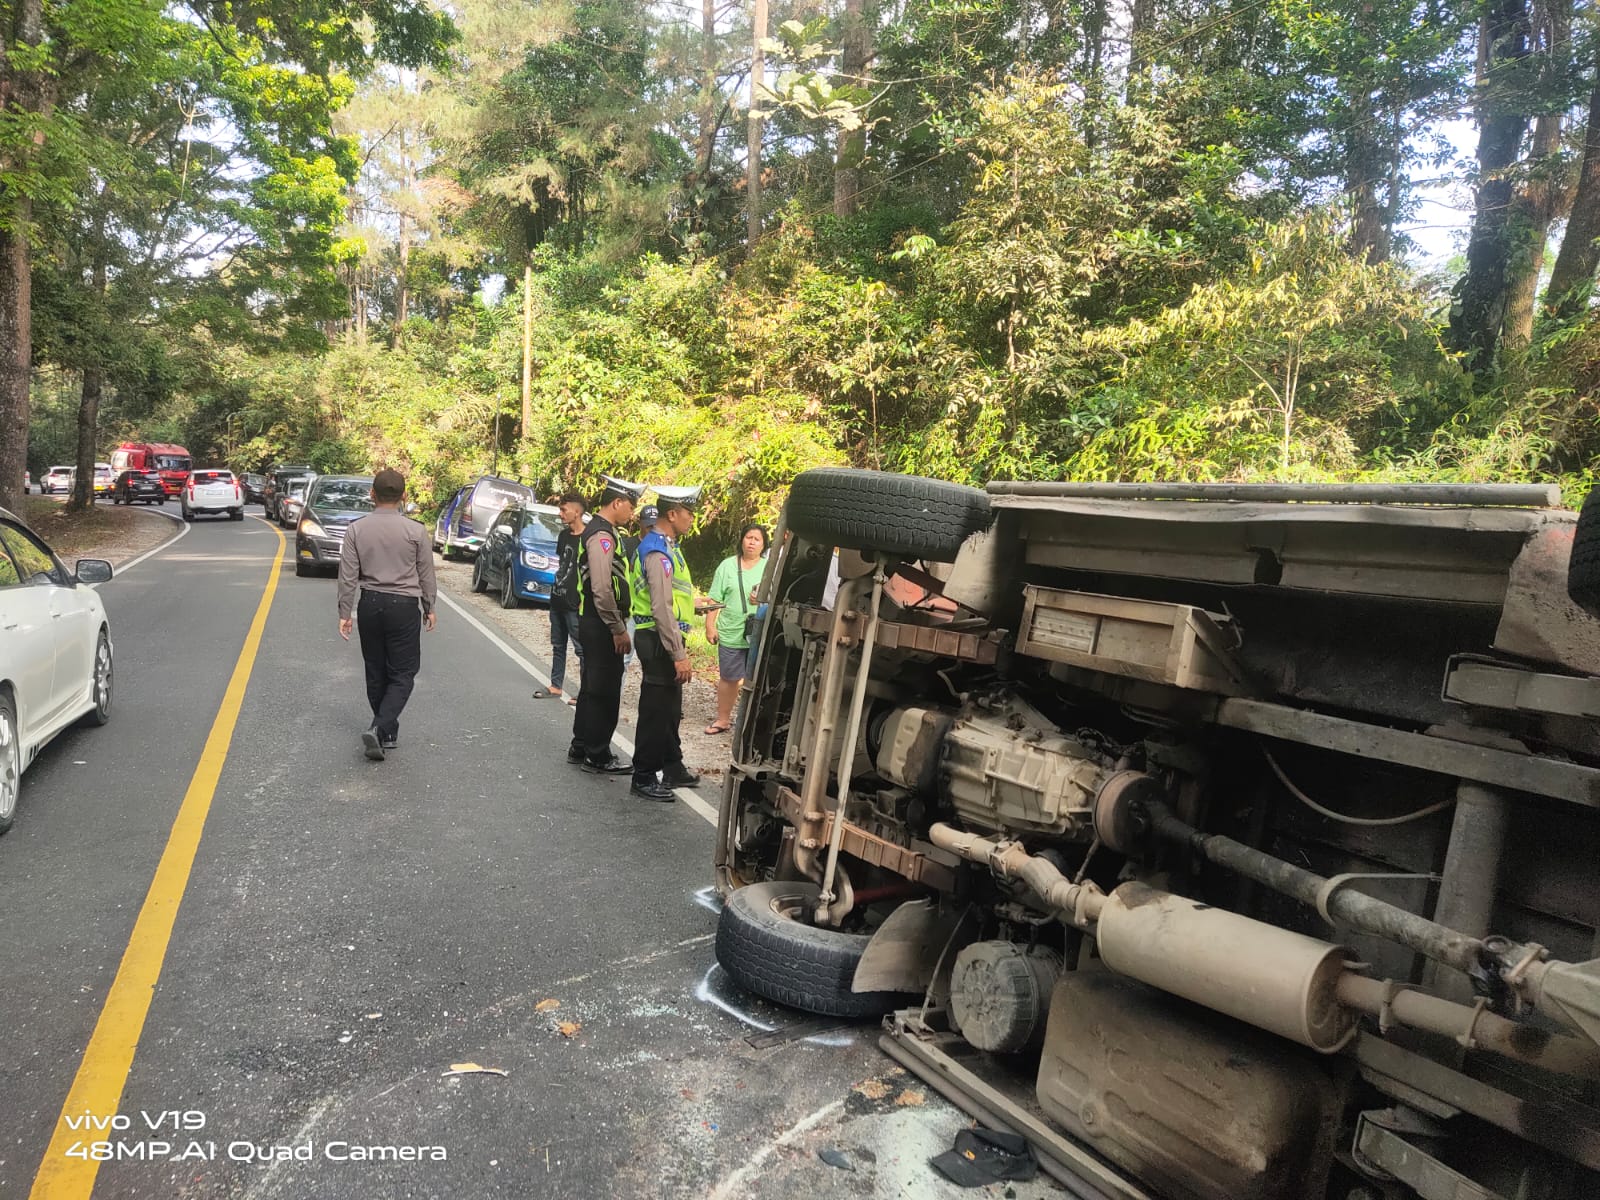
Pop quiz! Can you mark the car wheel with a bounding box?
[80,629,112,727]
[231,509,243,521]
[295,561,312,577]
[500,567,520,609]
[470,555,489,593]
[182,508,194,522]
[784,468,992,564]
[1570,489,1600,618]
[714,881,915,1018]
[0,691,18,835]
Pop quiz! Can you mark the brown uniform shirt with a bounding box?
[337,508,437,619]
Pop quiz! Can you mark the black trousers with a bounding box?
[572,614,625,760]
[633,626,683,775]
[357,591,422,740]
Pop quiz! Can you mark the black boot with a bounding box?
[630,772,675,802]
[583,752,633,775]
[566,741,587,765]
[660,762,698,788]
[361,728,386,761]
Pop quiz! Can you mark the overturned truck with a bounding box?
[713,469,1600,1200]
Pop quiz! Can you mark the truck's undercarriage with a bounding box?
[714,471,1600,1200]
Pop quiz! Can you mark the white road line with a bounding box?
[106,505,188,577]
[435,589,720,827]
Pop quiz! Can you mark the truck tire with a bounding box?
[715,880,912,1018]
[784,468,991,563]
[1571,489,1600,617]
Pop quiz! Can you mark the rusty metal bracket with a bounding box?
[776,785,957,892]
[1353,1109,1504,1200]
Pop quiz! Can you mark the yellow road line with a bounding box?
[31,525,286,1199]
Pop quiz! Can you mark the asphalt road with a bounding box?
[0,510,1062,1200]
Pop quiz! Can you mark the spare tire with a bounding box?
[784,468,991,563]
[715,880,912,1018]
[1571,489,1600,617]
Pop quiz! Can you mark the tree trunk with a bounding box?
[1502,0,1573,352]
[0,219,28,516]
[1448,0,1534,371]
[70,231,107,514]
[833,0,870,219]
[1127,0,1156,97]
[1502,112,1567,352]
[1544,48,1600,319]
[694,0,719,201]
[747,0,767,246]
[521,261,533,437]
[0,0,46,516]
[69,366,102,513]
[1346,87,1391,264]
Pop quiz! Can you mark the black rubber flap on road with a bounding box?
[929,1126,1040,1187]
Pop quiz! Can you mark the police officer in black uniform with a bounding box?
[568,476,643,773]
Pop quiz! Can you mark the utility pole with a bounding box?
[521,261,534,435]
[747,0,767,246]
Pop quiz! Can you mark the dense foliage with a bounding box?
[18,0,1600,555]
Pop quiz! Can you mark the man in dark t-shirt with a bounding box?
[548,492,587,700]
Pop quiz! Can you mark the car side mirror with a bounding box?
[76,559,113,585]
[494,524,513,535]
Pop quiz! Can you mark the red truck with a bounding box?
[109,442,192,497]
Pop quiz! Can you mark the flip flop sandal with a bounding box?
[704,721,732,735]
[532,688,552,700]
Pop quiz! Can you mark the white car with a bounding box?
[42,465,73,494]
[0,508,114,835]
[181,468,244,521]
[278,476,310,528]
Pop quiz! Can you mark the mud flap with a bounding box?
[851,900,974,995]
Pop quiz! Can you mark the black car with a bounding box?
[263,464,314,523]
[241,472,267,504]
[112,469,166,505]
[294,474,374,578]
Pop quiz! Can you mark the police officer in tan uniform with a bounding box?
[567,476,643,773]
[628,486,703,801]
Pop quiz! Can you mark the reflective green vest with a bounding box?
[631,530,696,630]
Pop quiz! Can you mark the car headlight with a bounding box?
[301,516,326,538]
[522,551,554,570]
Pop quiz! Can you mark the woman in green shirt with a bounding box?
[703,523,769,734]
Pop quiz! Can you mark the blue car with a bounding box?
[470,502,566,608]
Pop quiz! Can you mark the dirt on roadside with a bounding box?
[20,496,176,567]
[434,555,735,782]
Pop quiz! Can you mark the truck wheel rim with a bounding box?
[0,708,17,821]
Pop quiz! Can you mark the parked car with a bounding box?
[91,463,115,495]
[112,470,165,505]
[0,506,113,835]
[433,475,538,560]
[295,475,375,577]
[714,469,1600,1200]
[109,442,191,496]
[277,476,311,528]
[181,469,243,521]
[470,503,565,609]
[41,466,73,495]
[262,464,314,523]
[241,472,267,504]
